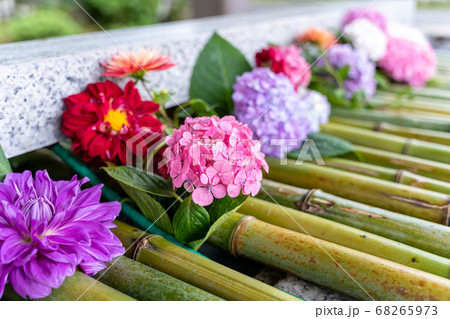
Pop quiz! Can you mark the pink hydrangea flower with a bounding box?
[378,37,436,87]
[255,45,311,89]
[164,116,268,206]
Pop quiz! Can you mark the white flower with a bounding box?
[298,88,330,133]
[387,21,430,49]
[344,19,387,61]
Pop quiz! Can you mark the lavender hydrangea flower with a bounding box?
[0,170,124,299]
[321,44,377,100]
[233,67,328,158]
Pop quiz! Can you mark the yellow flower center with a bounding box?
[104,109,129,132]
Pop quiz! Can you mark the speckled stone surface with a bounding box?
[255,267,354,301]
[0,0,414,158]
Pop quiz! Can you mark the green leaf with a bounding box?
[374,70,390,89]
[206,194,248,222]
[187,210,235,250]
[336,65,350,81]
[103,166,174,197]
[120,183,174,235]
[173,196,210,244]
[287,133,354,160]
[176,99,218,120]
[189,32,251,116]
[191,99,218,117]
[185,194,248,250]
[0,144,12,182]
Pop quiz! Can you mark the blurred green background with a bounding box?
[0,0,449,43]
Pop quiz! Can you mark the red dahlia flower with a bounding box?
[255,45,311,89]
[62,81,164,165]
[100,47,175,79]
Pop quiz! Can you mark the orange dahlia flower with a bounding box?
[296,28,337,50]
[101,47,175,79]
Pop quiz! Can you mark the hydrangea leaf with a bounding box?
[173,196,210,244]
[120,183,174,235]
[187,210,234,250]
[184,194,248,250]
[287,133,354,160]
[103,166,174,197]
[374,70,390,89]
[207,194,248,223]
[0,144,12,182]
[189,32,251,116]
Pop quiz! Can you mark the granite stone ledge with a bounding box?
[0,1,414,158]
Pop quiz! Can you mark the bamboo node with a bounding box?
[132,234,158,260]
[374,122,384,132]
[394,169,405,183]
[297,189,319,212]
[445,205,450,227]
[230,215,255,257]
[402,139,413,155]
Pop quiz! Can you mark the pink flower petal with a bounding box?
[227,183,241,198]
[192,188,214,206]
[211,184,226,199]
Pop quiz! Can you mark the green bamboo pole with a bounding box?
[239,197,450,277]
[330,108,450,132]
[399,109,450,121]
[330,117,450,146]
[94,256,223,301]
[265,157,450,225]
[323,158,450,194]
[352,145,450,183]
[258,179,450,258]
[321,123,450,164]
[209,213,450,301]
[377,87,450,102]
[2,272,136,301]
[113,221,300,301]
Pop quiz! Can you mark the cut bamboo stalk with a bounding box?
[330,117,450,146]
[377,87,450,101]
[352,145,450,183]
[239,197,450,277]
[321,122,450,164]
[398,109,450,121]
[42,272,136,301]
[265,157,450,225]
[209,213,450,301]
[330,108,450,132]
[258,179,450,258]
[2,272,135,301]
[323,158,450,194]
[94,256,223,301]
[382,105,450,117]
[112,221,300,301]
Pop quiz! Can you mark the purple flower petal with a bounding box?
[9,267,52,299]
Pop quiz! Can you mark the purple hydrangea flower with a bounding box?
[321,44,376,100]
[233,67,328,158]
[0,170,124,299]
[341,7,387,33]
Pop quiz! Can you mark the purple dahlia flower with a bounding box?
[233,67,319,158]
[321,44,376,100]
[0,170,124,299]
